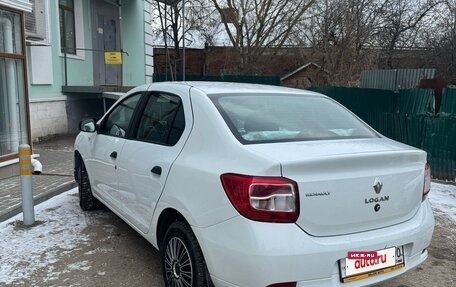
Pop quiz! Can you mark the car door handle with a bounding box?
[110,151,117,159]
[151,166,162,175]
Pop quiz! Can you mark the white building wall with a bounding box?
[29,98,68,141]
[144,0,154,83]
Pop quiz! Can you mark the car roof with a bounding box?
[149,81,325,98]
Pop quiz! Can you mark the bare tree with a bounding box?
[423,0,456,84]
[297,0,445,84]
[209,0,316,74]
[379,0,443,68]
[152,0,220,79]
[149,0,452,85]
[296,0,388,85]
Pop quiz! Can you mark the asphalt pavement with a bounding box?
[0,135,77,222]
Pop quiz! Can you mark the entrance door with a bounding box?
[92,0,121,86]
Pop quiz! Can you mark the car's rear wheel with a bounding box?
[161,221,213,287]
[77,161,101,210]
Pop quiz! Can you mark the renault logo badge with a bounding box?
[373,177,383,194]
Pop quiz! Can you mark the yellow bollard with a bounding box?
[19,144,35,225]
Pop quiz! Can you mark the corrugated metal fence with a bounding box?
[310,87,456,181]
[360,69,436,91]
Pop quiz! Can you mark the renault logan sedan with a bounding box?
[74,82,434,287]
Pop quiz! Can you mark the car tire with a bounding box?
[161,221,213,287]
[78,161,101,211]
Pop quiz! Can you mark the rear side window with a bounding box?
[213,95,378,144]
[136,93,185,146]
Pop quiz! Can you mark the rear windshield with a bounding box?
[212,94,378,144]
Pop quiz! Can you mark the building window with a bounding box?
[0,9,29,159]
[59,0,76,54]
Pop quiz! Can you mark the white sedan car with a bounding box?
[74,82,434,287]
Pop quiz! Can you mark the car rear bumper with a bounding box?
[193,200,434,287]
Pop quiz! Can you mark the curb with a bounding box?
[0,180,78,223]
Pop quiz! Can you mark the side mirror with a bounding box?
[79,118,97,133]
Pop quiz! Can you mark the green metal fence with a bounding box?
[153,74,281,86]
[423,117,456,180]
[397,89,433,115]
[310,87,456,181]
[441,88,456,116]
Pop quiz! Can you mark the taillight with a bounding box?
[220,173,299,223]
[423,163,431,201]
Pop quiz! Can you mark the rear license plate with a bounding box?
[340,246,405,283]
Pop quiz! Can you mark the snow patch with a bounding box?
[429,182,456,222]
[67,261,91,271]
[84,247,114,255]
[0,188,91,285]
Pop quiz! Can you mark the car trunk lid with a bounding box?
[245,138,426,236]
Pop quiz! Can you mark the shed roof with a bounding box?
[280,62,329,81]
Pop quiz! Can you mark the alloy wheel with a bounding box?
[164,237,193,287]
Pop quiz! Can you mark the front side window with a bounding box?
[213,94,378,144]
[136,93,185,146]
[101,94,142,138]
[59,0,76,54]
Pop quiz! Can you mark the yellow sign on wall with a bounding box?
[104,52,122,65]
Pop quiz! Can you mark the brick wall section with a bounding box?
[153,46,446,83]
[204,47,240,75]
[154,48,206,76]
[153,47,313,77]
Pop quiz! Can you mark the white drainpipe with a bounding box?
[0,15,19,153]
[31,158,42,174]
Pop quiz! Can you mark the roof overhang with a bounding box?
[62,86,133,95]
